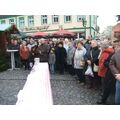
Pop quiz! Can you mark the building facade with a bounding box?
[0,15,99,39]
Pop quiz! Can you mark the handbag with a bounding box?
[93,63,99,72]
[85,65,94,77]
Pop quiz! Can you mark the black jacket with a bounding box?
[85,46,100,65]
[56,47,67,64]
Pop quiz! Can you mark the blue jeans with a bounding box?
[115,80,120,105]
[50,64,55,74]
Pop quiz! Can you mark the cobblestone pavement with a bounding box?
[0,70,114,105]
[0,69,30,105]
[51,73,100,105]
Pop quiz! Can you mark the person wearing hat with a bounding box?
[55,42,67,74]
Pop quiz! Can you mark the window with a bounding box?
[1,20,6,24]
[77,15,86,21]
[9,19,15,25]
[64,15,71,22]
[41,15,48,24]
[52,15,59,23]
[28,16,34,27]
[19,17,25,28]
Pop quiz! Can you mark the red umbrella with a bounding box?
[53,29,75,36]
[32,32,48,37]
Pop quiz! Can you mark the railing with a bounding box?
[16,62,53,105]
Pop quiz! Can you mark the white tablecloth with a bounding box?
[16,63,53,105]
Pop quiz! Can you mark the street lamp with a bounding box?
[82,18,87,39]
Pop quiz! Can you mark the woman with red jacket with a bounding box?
[98,40,114,93]
[19,41,30,70]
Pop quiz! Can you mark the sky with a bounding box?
[98,15,117,33]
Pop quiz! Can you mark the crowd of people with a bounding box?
[7,37,120,105]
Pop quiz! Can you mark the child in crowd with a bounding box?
[49,48,56,74]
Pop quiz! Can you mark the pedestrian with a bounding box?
[109,40,120,105]
[84,38,92,51]
[84,40,100,89]
[48,48,56,74]
[97,52,115,104]
[67,41,75,75]
[56,42,67,74]
[64,38,69,53]
[37,39,49,62]
[73,41,86,85]
[98,40,114,93]
[63,38,69,71]
[19,41,30,70]
[31,41,39,66]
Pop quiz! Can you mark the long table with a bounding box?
[16,63,53,105]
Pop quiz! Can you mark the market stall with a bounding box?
[0,24,19,52]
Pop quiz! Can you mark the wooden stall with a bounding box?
[0,24,19,52]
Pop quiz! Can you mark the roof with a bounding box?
[0,15,21,19]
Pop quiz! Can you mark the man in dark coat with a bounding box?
[56,42,67,74]
[37,39,49,62]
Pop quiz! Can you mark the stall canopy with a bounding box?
[32,32,48,38]
[53,29,75,37]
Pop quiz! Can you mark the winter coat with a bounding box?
[37,44,49,62]
[84,46,100,73]
[19,45,30,60]
[98,47,114,77]
[104,53,116,91]
[109,50,120,77]
[48,53,56,64]
[84,41,91,51]
[31,45,39,58]
[67,46,75,65]
[56,47,67,65]
[74,47,86,69]
[85,46,100,65]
